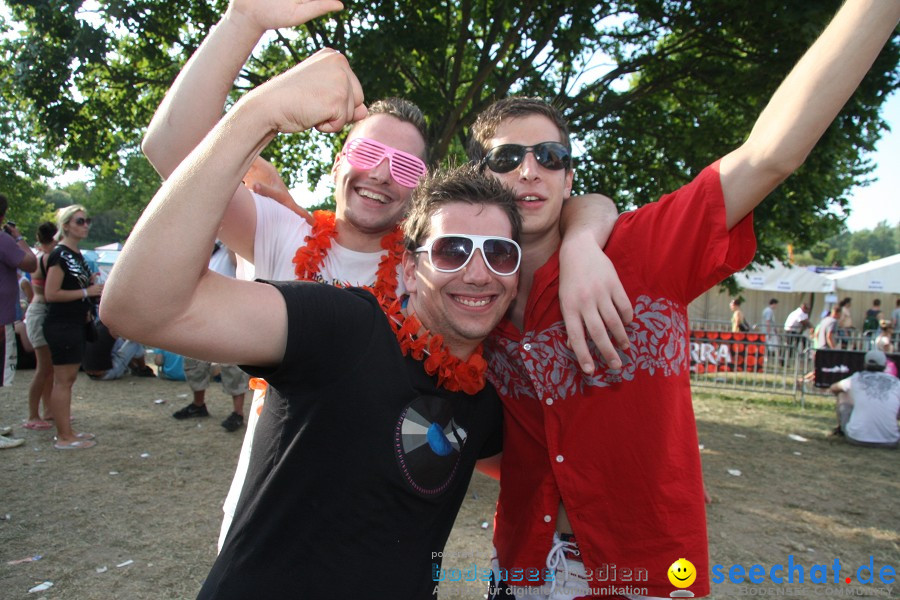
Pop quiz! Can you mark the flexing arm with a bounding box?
[719,0,900,228]
[142,0,343,260]
[102,49,366,367]
[558,193,632,373]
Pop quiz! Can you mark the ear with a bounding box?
[401,249,418,294]
[331,153,343,182]
[563,169,574,199]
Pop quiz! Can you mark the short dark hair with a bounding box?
[0,194,7,220]
[769,298,779,305]
[467,97,571,166]
[355,98,429,160]
[403,164,522,251]
[873,299,881,307]
[36,221,58,245]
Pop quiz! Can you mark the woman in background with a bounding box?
[24,222,59,430]
[43,206,102,450]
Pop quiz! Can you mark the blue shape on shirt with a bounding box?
[427,422,453,456]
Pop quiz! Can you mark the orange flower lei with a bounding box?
[373,295,488,395]
[293,210,404,302]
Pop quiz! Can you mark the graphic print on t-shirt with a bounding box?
[486,295,689,401]
[394,395,468,496]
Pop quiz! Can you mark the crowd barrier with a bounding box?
[687,326,895,405]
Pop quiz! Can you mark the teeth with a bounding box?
[519,195,541,202]
[456,297,490,307]
[358,189,389,204]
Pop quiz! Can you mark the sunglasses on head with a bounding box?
[73,217,92,226]
[416,234,521,277]
[343,137,427,188]
[480,142,571,174]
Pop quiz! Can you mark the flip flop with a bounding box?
[43,416,76,423]
[54,432,95,442]
[53,439,96,450]
[23,420,53,431]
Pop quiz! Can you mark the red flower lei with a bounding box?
[373,295,488,395]
[293,210,486,394]
[292,210,404,302]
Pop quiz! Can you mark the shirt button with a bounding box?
[523,343,532,351]
[545,398,553,406]
[556,455,564,463]
[543,515,552,523]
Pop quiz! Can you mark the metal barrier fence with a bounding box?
[687,327,885,405]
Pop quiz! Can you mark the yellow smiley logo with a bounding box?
[668,558,697,589]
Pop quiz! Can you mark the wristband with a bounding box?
[14,236,23,242]
[82,288,88,299]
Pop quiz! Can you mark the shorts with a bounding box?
[25,300,49,348]
[43,317,87,366]
[183,357,249,396]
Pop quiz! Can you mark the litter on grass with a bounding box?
[733,433,747,438]
[788,434,809,442]
[116,560,134,568]
[28,581,53,593]
[8,555,42,565]
[140,453,150,459]
[96,566,108,574]
[727,469,742,477]
[154,399,166,404]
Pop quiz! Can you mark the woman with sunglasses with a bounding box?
[42,205,102,450]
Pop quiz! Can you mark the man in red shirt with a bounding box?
[472,1,900,597]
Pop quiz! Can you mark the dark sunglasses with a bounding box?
[73,217,92,226]
[480,142,571,174]
[416,234,521,276]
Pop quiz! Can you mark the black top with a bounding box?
[200,282,502,600]
[45,244,92,320]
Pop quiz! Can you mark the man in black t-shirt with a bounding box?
[102,48,523,599]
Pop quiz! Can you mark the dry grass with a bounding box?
[1,370,898,599]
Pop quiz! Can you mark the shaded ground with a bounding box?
[1,371,897,599]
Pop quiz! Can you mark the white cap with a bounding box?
[865,350,886,369]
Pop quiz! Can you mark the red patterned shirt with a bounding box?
[486,162,756,598]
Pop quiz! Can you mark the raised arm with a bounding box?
[102,49,366,366]
[720,0,900,229]
[141,0,343,260]
[559,193,632,373]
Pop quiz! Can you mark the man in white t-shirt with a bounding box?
[830,350,900,449]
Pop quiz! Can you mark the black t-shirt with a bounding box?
[200,282,502,600]
[45,244,92,320]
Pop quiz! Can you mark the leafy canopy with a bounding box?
[2,0,899,264]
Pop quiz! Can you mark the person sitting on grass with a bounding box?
[82,320,155,380]
[829,350,900,449]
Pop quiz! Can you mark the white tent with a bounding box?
[735,262,835,293]
[827,253,900,293]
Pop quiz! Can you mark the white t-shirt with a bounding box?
[247,192,405,294]
[835,371,900,445]
[784,307,809,332]
[220,193,406,551]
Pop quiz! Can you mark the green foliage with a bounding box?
[793,220,900,267]
[1,0,898,261]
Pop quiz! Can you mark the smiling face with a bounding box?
[333,114,427,241]
[481,114,573,248]
[403,202,518,359]
[667,558,697,589]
